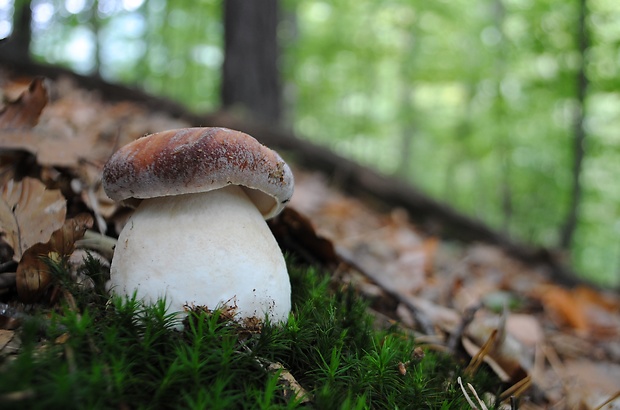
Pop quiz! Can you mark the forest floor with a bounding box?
[1,69,619,409]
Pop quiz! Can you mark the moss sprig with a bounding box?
[0,259,499,409]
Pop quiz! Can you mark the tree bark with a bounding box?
[396,29,417,179]
[0,1,32,63]
[560,0,589,249]
[222,0,281,123]
[492,0,513,235]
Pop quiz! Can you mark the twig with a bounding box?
[75,230,117,260]
[465,329,499,377]
[85,186,107,235]
[238,342,312,404]
[447,303,481,353]
[458,376,479,409]
[594,390,620,410]
[264,361,312,405]
[467,381,489,410]
[458,376,490,410]
[0,389,36,403]
[510,396,519,410]
[499,375,531,402]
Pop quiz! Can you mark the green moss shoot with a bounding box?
[0,256,498,409]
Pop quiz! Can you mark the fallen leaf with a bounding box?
[0,153,19,188]
[0,304,21,330]
[422,236,439,275]
[268,207,339,268]
[573,285,620,312]
[505,313,544,347]
[1,76,37,101]
[46,213,94,256]
[0,328,20,357]
[16,213,93,303]
[55,333,70,344]
[0,129,100,168]
[266,361,312,404]
[0,77,48,129]
[0,178,66,260]
[0,329,14,349]
[543,286,587,331]
[464,313,531,383]
[562,360,620,409]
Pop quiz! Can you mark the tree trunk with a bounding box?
[396,29,418,179]
[222,0,281,123]
[1,1,32,63]
[492,0,512,234]
[559,0,589,249]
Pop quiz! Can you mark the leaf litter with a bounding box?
[0,71,618,409]
[0,177,66,260]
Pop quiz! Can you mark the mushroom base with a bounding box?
[108,185,291,324]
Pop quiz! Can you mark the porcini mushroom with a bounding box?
[102,127,293,323]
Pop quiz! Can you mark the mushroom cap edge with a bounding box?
[102,127,294,219]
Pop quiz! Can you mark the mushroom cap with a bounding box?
[102,127,294,219]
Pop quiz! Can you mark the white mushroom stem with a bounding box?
[108,185,291,322]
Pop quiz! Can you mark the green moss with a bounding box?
[0,258,498,409]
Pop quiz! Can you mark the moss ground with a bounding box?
[0,256,499,409]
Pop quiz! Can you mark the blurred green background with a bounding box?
[1,0,619,286]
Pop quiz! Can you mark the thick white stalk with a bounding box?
[108,185,291,322]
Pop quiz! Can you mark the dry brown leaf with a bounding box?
[0,129,101,168]
[1,76,37,101]
[0,329,14,350]
[268,207,339,268]
[505,314,544,347]
[0,177,66,260]
[48,213,94,256]
[537,285,590,334]
[464,314,531,383]
[16,213,93,303]
[14,242,52,303]
[0,152,19,188]
[0,77,48,129]
[562,360,620,409]
[573,286,620,312]
[55,332,70,344]
[422,236,439,275]
[267,361,312,404]
[0,328,21,357]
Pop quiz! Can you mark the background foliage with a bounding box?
[1,0,619,285]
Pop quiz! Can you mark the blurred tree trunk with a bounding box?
[1,0,32,63]
[396,28,418,179]
[559,0,589,250]
[222,0,281,123]
[492,0,512,234]
[91,0,101,76]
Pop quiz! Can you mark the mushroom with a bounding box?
[102,127,294,324]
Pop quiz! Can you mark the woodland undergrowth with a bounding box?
[0,255,498,409]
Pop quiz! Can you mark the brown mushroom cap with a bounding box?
[102,127,294,219]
